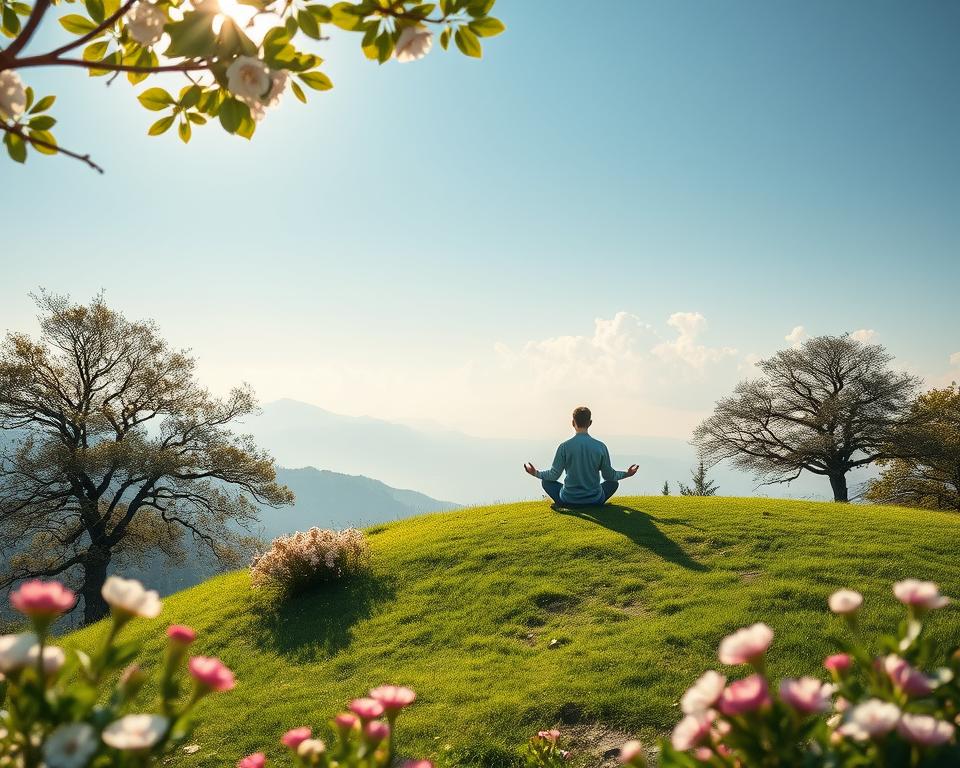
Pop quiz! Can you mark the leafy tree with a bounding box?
[865,385,960,511]
[661,480,669,496]
[0,0,505,171]
[693,335,919,503]
[678,461,717,497]
[0,292,294,623]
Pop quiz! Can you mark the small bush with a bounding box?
[250,527,370,594]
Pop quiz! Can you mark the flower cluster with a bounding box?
[522,729,570,767]
[250,527,370,595]
[0,577,234,767]
[237,685,426,768]
[652,579,958,766]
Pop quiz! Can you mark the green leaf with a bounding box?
[178,119,192,143]
[2,5,21,36]
[217,17,257,57]
[468,16,503,37]
[23,86,34,112]
[137,87,174,111]
[407,3,435,19]
[28,115,56,130]
[297,9,320,39]
[179,84,202,109]
[291,80,306,103]
[30,96,57,115]
[163,11,216,58]
[4,132,26,163]
[466,0,494,16]
[374,30,393,63]
[11,3,32,15]
[439,26,450,50]
[125,47,156,85]
[454,25,481,57]
[148,115,175,135]
[82,40,110,60]
[27,129,58,155]
[236,111,256,139]
[186,112,207,124]
[59,13,98,34]
[306,4,332,22]
[329,2,365,30]
[87,49,121,76]
[297,70,332,91]
[84,0,104,23]
[218,96,247,133]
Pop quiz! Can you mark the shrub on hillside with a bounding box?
[250,527,370,595]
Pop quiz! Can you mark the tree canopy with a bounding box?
[0,0,505,171]
[0,292,293,622]
[692,335,919,502]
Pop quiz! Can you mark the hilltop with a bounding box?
[68,497,960,767]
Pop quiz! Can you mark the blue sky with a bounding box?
[2,1,958,439]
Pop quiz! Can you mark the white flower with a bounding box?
[680,670,726,715]
[0,71,27,120]
[101,576,162,618]
[29,644,66,675]
[395,25,433,63]
[297,738,326,758]
[838,699,900,741]
[43,723,99,768]
[0,633,38,673]
[126,2,166,46]
[101,714,168,751]
[828,589,863,615]
[893,579,950,610]
[227,56,271,101]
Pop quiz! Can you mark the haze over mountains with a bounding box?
[242,399,871,505]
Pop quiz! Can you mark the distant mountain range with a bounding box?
[241,399,874,504]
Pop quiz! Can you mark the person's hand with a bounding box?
[625,464,639,478]
[523,462,538,477]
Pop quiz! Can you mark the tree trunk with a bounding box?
[828,472,849,503]
[80,545,112,624]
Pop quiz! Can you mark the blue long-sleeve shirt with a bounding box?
[536,432,627,504]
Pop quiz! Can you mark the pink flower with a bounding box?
[779,677,834,714]
[838,699,901,740]
[401,762,434,768]
[693,746,713,761]
[671,713,711,751]
[824,653,853,675]
[363,720,390,746]
[369,685,416,713]
[718,674,771,716]
[188,656,235,692]
[166,625,196,645]
[882,655,934,697]
[537,730,561,742]
[718,623,773,666]
[828,589,863,615]
[349,698,385,721]
[897,714,955,747]
[281,727,311,749]
[237,753,266,768]
[681,671,726,715]
[10,580,76,620]
[334,712,358,731]
[893,580,950,610]
[618,740,644,764]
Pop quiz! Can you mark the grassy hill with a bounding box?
[67,497,960,767]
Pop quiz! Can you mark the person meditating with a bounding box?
[524,406,639,508]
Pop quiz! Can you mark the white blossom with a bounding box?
[101,576,162,618]
[28,644,66,675]
[0,633,38,673]
[43,723,99,768]
[227,56,271,101]
[395,25,433,63]
[0,71,27,120]
[102,714,168,751]
[126,2,166,46]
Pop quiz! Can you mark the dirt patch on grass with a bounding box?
[534,592,579,613]
[740,570,761,583]
[556,723,658,767]
[618,601,650,617]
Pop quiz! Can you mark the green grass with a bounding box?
[67,496,960,767]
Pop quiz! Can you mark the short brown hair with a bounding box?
[572,406,592,428]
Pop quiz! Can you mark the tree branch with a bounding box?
[11,54,210,74]
[47,0,138,58]
[0,0,51,64]
[0,120,104,173]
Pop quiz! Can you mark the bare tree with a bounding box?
[0,292,293,623]
[692,335,919,502]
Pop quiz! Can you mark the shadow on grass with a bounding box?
[250,573,397,661]
[557,503,708,572]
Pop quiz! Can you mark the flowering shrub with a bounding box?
[0,576,235,767]
[522,730,569,766]
[250,527,370,595]
[650,578,958,767]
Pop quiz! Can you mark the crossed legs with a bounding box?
[542,480,619,507]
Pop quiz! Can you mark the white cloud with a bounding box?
[785,325,808,347]
[652,312,738,368]
[850,329,876,343]
[951,352,960,367]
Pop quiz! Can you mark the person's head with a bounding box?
[572,406,592,431]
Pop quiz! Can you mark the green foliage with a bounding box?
[0,0,505,168]
[677,461,718,497]
[2,86,58,163]
[661,481,670,496]
[65,497,960,766]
